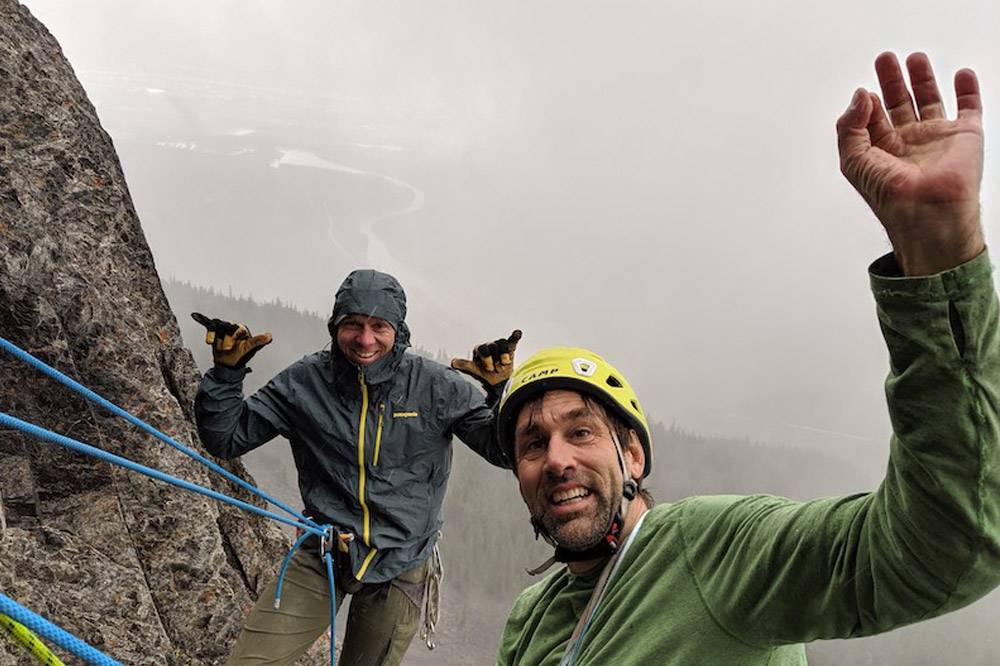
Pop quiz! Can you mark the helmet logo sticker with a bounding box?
[520,367,559,385]
[572,358,598,377]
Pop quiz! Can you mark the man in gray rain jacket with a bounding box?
[193,269,518,665]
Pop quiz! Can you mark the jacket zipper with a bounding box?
[373,403,385,466]
[355,372,378,581]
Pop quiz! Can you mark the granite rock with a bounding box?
[0,2,328,663]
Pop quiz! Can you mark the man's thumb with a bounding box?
[251,333,273,348]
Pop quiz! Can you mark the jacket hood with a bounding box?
[327,269,411,385]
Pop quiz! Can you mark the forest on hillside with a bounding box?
[163,278,1000,665]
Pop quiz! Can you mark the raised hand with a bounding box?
[191,312,273,368]
[451,330,523,392]
[836,52,984,275]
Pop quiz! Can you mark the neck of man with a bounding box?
[566,495,650,575]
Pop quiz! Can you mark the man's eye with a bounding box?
[571,428,592,439]
[521,439,544,456]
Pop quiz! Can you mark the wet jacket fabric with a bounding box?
[196,270,506,584]
[498,250,1000,665]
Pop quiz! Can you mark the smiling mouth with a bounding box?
[352,350,379,360]
[550,487,591,505]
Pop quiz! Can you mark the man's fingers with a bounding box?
[955,68,983,118]
[481,352,496,373]
[865,93,897,149]
[836,88,873,161]
[216,324,250,352]
[192,312,240,337]
[875,52,917,127]
[906,52,946,121]
[495,330,522,366]
[464,331,522,377]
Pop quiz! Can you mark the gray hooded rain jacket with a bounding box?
[195,270,506,583]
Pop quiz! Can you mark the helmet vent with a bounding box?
[606,375,623,388]
[631,399,642,414]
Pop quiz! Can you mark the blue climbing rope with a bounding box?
[1,410,341,664]
[273,530,313,610]
[0,336,343,665]
[325,550,338,665]
[0,593,121,666]
[0,412,323,538]
[0,336,319,532]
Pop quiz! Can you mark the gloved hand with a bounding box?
[451,330,522,392]
[191,312,273,368]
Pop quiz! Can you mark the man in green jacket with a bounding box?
[194,269,519,665]
[495,51,1000,665]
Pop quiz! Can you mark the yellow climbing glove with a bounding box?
[191,312,273,369]
[451,330,522,392]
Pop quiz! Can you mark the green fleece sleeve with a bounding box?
[682,250,1000,647]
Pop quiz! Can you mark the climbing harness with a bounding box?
[0,612,66,666]
[0,336,342,665]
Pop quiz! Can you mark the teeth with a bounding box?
[552,488,589,504]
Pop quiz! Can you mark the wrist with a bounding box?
[892,236,985,276]
[484,378,508,405]
[886,214,984,276]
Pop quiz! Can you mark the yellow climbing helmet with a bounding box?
[498,347,652,477]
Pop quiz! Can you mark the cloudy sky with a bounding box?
[21,0,1000,457]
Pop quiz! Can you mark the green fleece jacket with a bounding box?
[498,251,1000,665]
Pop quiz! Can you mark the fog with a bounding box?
[22,0,1000,453]
[16,0,1000,662]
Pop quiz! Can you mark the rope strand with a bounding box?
[0,594,119,666]
[0,336,318,531]
[0,412,323,538]
[0,336,341,664]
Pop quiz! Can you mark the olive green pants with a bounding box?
[226,548,427,666]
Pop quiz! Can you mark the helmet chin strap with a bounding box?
[526,431,636,576]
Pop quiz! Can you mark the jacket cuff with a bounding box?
[869,248,993,302]
[485,379,507,407]
[208,364,252,382]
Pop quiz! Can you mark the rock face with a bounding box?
[0,2,326,663]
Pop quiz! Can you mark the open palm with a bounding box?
[837,52,984,275]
